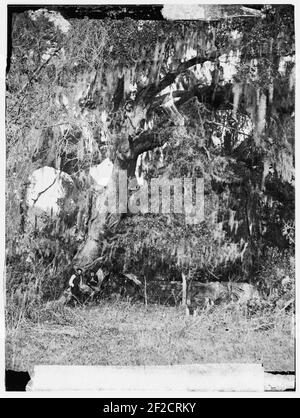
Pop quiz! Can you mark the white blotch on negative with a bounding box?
[27,166,73,214]
[89,158,114,188]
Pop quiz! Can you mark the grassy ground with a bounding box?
[6,300,294,373]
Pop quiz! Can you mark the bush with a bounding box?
[256,247,295,310]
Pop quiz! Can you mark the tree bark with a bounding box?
[72,62,239,270]
[73,150,138,269]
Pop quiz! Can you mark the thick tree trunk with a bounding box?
[73,154,137,269]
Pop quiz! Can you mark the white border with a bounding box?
[0,0,298,398]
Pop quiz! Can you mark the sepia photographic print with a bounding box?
[2,2,297,395]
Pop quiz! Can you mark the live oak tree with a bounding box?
[6,5,294,297]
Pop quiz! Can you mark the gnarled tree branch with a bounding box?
[136,51,220,106]
[132,82,235,157]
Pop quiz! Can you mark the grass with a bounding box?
[6,300,294,373]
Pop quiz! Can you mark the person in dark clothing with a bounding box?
[69,268,83,301]
[87,271,99,289]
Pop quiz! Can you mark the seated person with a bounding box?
[69,268,83,299]
[87,270,99,288]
